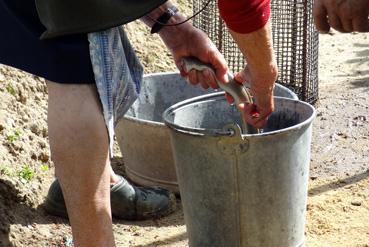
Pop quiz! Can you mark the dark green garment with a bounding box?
[35,0,167,39]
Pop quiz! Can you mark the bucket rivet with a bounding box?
[238,143,249,153]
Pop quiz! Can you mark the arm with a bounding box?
[218,0,278,128]
[141,2,229,89]
[229,21,278,128]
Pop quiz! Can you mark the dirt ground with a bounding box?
[0,5,369,247]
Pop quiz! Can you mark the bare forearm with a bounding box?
[229,20,277,91]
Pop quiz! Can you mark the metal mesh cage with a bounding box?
[192,0,319,104]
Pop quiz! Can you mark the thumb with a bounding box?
[206,51,229,84]
[175,59,188,77]
[234,68,251,85]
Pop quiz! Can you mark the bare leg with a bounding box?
[109,166,121,185]
[47,81,115,247]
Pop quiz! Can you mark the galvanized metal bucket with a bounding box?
[163,94,315,247]
[116,72,298,193]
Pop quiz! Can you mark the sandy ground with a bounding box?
[0,5,369,247]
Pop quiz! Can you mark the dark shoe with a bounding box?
[44,176,176,220]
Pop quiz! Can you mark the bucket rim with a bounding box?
[162,92,316,137]
[123,93,225,127]
[122,79,297,126]
[123,115,165,127]
[121,71,184,127]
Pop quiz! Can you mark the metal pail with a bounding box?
[116,72,298,193]
[163,93,315,247]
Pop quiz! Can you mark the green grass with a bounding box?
[6,84,16,96]
[18,165,35,181]
[40,164,49,172]
[0,165,14,176]
[1,163,49,181]
[6,129,21,142]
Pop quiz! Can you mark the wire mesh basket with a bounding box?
[192,0,319,104]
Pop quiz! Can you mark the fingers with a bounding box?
[180,49,228,88]
[225,69,247,104]
[332,15,369,33]
[207,50,229,84]
[185,68,219,89]
[238,103,270,129]
[237,88,274,128]
[225,92,234,104]
[343,1,369,32]
[197,70,210,89]
[313,0,369,33]
[234,69,250,85]
[187,69,198,86]
[178,53,226,90]
[352,15,369,32]
[341,17,354,33]
[313,0,331,33]
[327,11,346,32]
[204,69,220,89]
[335,3,354,32]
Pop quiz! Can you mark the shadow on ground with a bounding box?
[0,178,69,247]
[350,76,369,91]
[0,155,183,246]
[346,42,369,90]
[329,42,369,90]
[345,43,369,66]
[308,169,369,197]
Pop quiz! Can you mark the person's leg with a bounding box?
[109,166,121,185]
[47,81,115,247]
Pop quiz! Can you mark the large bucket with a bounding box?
[163,93,315,247]
[116,72,298,193]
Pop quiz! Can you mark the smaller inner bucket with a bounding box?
[164,93,315,136]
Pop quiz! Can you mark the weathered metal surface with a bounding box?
[116,72,298,193]
[163,94,315,247]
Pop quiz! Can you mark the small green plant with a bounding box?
[6,84,16,96]
[18,165,35,181]
[6,129,21,142]
[40,164,49,172]
[0,165,13,176]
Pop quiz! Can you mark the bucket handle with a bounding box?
[181,57,260,134]
[166,124,236,137]
[163,91,252,137]
[217,123,250,155]
[181,57,253,106]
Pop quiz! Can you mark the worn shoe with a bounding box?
[44,176,176,220]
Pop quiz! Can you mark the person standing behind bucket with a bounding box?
[0,0,278,246]
[0,1,228,246]
[216,0,279,129]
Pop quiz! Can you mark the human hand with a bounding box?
[225,64,277,128]
[225,21,277,128]
[158,20,228,89]
[313,0,369,33]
